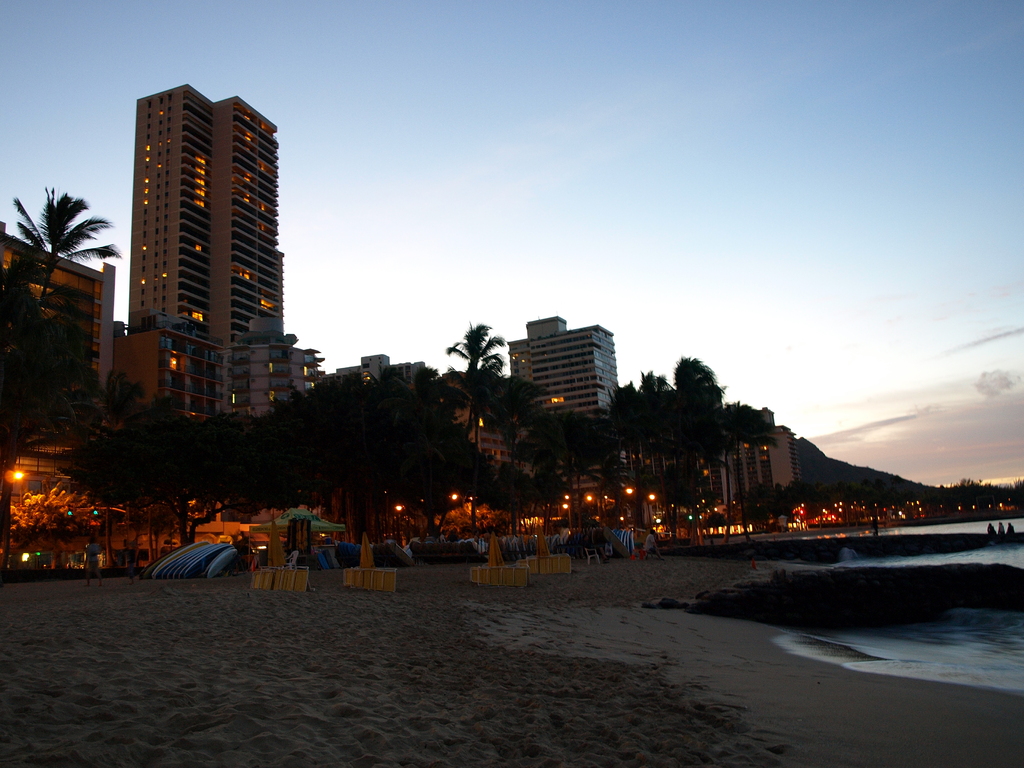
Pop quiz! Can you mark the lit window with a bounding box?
[162,273,167,278]
[145,145,151,151]
[551,397,564,403]
[140,279,146,285]
[195,245,202,251]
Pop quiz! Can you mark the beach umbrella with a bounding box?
[488,533,505,567]
[537,532,551,558]
[360,532,375,570]
[268,520,286,567]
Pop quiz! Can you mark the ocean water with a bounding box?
[775,609,1024,696]
[834,541,1024,569]
[883,515,1024,538]
[776,527,1024,695]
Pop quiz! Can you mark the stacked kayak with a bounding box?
[141,542,239,579]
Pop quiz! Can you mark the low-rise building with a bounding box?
[322,354,425,385]
[113,309,225,419]
[227,317,322,415]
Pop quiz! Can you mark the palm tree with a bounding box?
[0,318,96,568]
[382,367,468,536]
[486,376,545,534]
[669,357,725,544]
[102,372,145,426]
[0,253,48,414]
[446,323,506,532]
[4,190,120,298]
[720,402,776,542]
[531,410,608,530]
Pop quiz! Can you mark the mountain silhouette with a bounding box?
[796,438,930,488]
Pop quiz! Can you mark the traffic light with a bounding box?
[91,509,99,516]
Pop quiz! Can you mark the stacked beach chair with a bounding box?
[250,520,310,592]
[523,533,572,574]
[343,532,397,592]
[470,534,530,587]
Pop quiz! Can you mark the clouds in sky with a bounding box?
[0,1,1021,485]
[975,370,1020,398]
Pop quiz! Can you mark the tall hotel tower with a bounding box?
[129,85,283,344]
[508,317,618,417]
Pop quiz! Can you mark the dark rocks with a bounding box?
[642,597,689,610]
[686,563,1024,627]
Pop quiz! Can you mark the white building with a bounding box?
[508,316,618,417]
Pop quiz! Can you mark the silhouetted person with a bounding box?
[1007,523,1016,535]
[998,522,1005,536]
[124,540,138,584]
[987,523,996,536]
[85,536,103,586]
[645,532,663,560]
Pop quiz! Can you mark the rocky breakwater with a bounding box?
[685,564,1024,627]
[666,532,1024,564]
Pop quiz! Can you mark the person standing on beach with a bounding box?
[85,536,103,586]
[124,539,138,584]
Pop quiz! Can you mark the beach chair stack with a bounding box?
[343,533,398,592]
[470,534,530,587]
[250,520,310,592]
[523,533,572,575]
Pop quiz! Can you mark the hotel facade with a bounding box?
[128,85,283,346]
[508,316,618,417]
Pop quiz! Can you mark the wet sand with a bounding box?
[1,558,1022,767]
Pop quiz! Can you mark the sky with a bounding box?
[1,1,1021,486]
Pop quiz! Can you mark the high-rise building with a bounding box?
[227,318,322,415]
[709,408,802,501]
[129,85,283,346]
[508,316,618,417]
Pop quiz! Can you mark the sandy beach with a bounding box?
[2,558,1022,768]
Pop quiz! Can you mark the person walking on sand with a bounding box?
[124,539,138,584]
[85,536,103,586]
[644,531,663,560]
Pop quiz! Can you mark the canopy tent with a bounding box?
[250,508,347,534]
